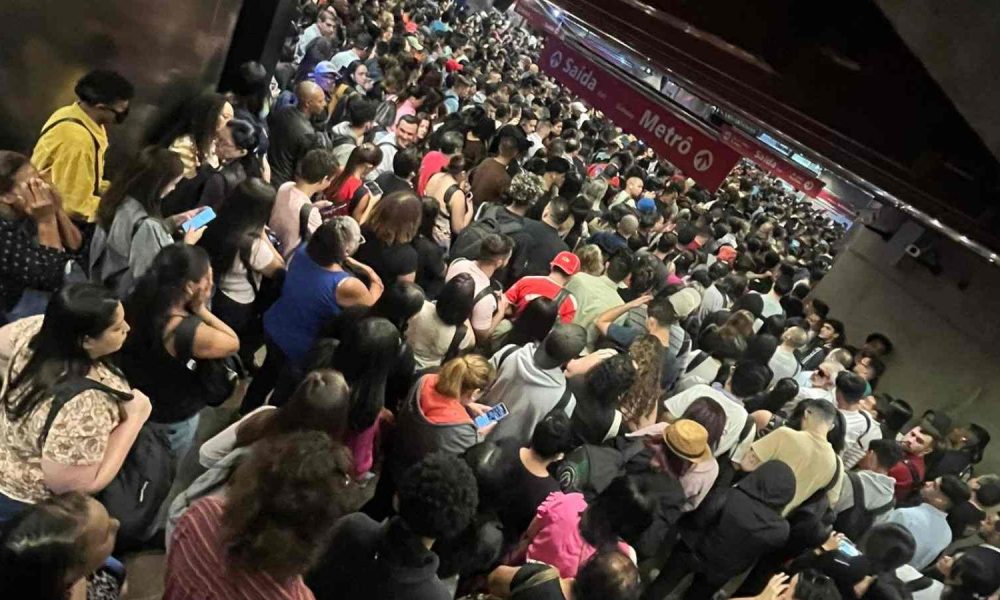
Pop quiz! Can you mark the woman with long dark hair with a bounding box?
[0,492,121,599]
[197,178,284,362]
[619,334,665,432]
[226,61,272,158]
[330,60,374,119]
[318,317,402,479]
[0,283,147,519]
[119,244,239,462]
[160,92,234,179]
[90,147,196,295]
[323,143,382,219]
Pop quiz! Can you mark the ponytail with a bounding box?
[434,354,495,399]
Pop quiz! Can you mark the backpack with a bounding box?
[329,134,357,153]
[170,315,244,407]
[449,204,524,261]
[89,217,149,292]
[786,455,842,554]
[833,471,895,541]
[556,437,645,500]
[372,98,397,134]
[41,376,174,551]
[298,202,315,244]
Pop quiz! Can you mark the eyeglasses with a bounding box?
[358,232,366,245]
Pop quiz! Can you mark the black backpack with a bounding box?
[170,315,244,407]
[449,204,524,261]
[556,437,645,500]
[833,471,895,541]
[42,375,174,552]
[373,99,397,132]
[785,455,842,554]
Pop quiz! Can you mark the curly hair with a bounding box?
[619,335,664,429]
[222,432,361,580]
[586,352,638,409]
[397,452,479,540]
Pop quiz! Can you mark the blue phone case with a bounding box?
[183,207,216,232]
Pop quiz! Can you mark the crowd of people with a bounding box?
[0,1,997,599]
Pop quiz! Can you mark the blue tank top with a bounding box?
[263,245,352,366]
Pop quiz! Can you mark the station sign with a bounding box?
[540,36,740,191]
[719,125,826,197]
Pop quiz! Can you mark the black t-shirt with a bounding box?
[266,105,316,186]
[354,226,419,284]
[495,440,561,541]
[521,219,569,277]
[510,563,565,600]
[375,172,414,196]
[948,500,986,538]
[567,376,622,445]
[411,235,446,300]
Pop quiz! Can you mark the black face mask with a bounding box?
[102,105,130,124]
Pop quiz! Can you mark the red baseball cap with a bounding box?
[551,251,581,276]
[717,245,738,264]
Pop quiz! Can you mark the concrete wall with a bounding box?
[813,225,1000,473]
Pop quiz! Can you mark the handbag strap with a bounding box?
[442,323,468,363]
[39,118,101,195]
[42,375,133,443]
[168,315,202,364]
[514,566,561,593]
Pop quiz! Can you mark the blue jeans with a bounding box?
[147,413,201,466]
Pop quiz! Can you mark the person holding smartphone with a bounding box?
[392,354,496,477]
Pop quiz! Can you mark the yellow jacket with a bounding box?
[31,103,109,222]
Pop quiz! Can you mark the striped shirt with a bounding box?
[164,496,314,600]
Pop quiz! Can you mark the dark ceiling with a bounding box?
[543,0,1000,251]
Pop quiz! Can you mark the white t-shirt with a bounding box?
[445,259,497,331]
[840,409,882,469]
[218,236,276,304]
[664,384,752,460]
[405,301,476,369]
[769,346,801,386]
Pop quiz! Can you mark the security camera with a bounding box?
[905,244,922,258]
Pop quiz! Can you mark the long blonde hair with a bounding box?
[435,354,496,399]
[619,335,665,428]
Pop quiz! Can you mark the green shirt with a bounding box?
[565,272,623,350]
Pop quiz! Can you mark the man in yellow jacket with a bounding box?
[31,70,134,224]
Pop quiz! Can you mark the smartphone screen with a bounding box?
[182,207,216,232]
[838,539,861,557]
[365,181,383,197]
[474,403,509,428]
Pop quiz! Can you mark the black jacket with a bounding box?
[307,515,451,600]
[267,105,317,187]
[681,460,795,578]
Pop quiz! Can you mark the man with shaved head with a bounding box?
[267,80,328,186]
